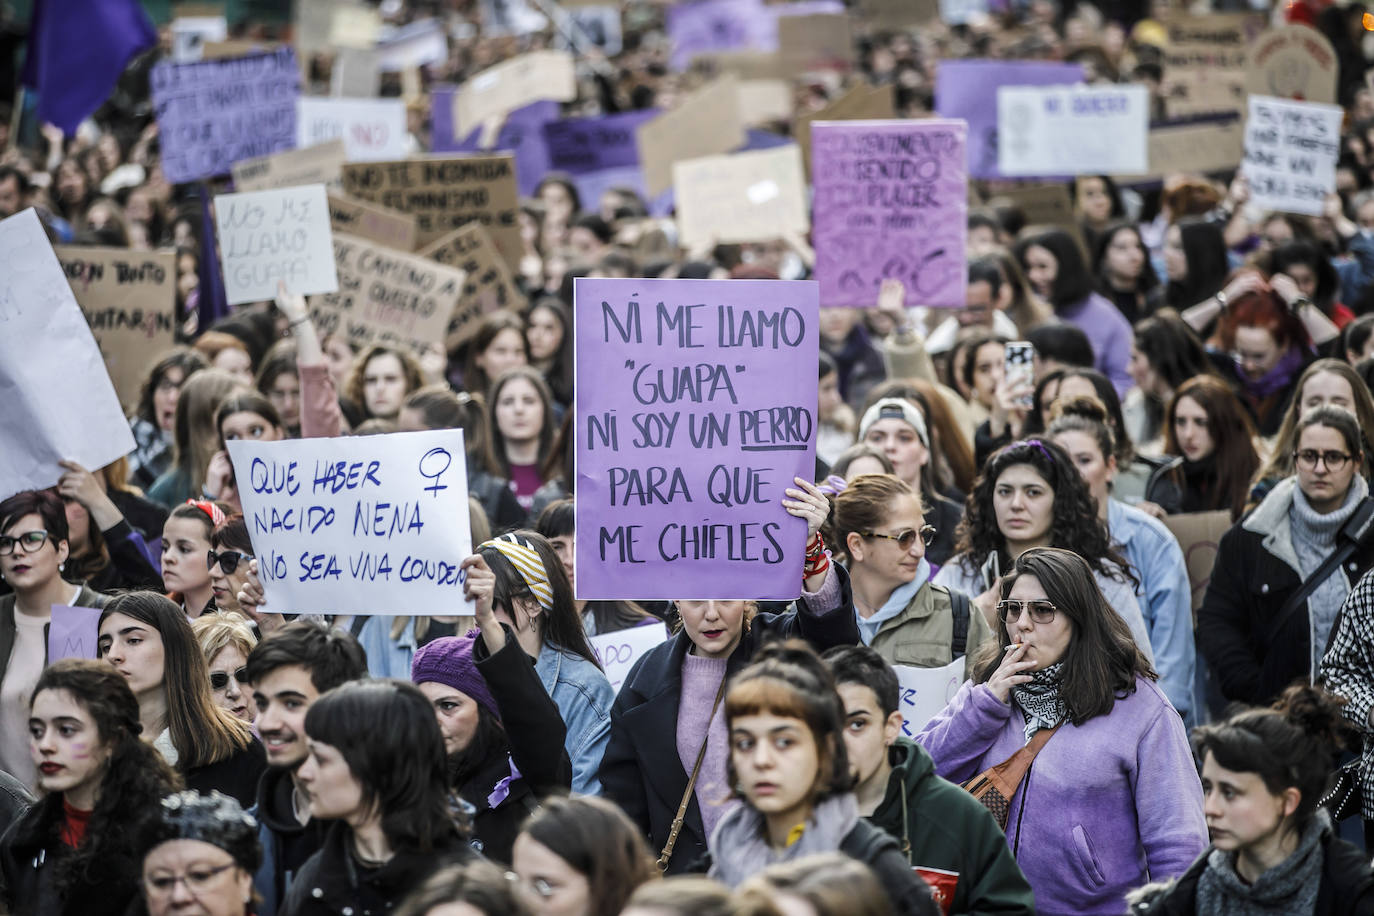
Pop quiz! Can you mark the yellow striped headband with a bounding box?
[478,533,553,611]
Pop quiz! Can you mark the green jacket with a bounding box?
[868,738,1036,916]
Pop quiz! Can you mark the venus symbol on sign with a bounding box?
[419,448,453,497]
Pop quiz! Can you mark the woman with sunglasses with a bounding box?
[192,611,258,724]
[1201,406,1374,707]
[207,513,255,620]
[918,548,1206,916]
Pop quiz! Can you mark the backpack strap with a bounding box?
[949,587,971,658]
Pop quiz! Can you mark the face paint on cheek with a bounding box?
[70,743,90,759]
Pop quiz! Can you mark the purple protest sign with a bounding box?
[48,605,102,661]
[574,277,818,600]
[431,93,556,197]
[543,110,659,174]
[935,60,1083,180]
[151,47,300,184]
[666,0,842,71]
[811,120,967,308]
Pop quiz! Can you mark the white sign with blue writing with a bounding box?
[226,429,473,615]
[590,623,670,694]
[1242,94,1344,217]
[996,84,1149,176]
[893,659,965,738]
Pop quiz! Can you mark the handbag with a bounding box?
[1321,756,1363,822]
[960,725,1059,829]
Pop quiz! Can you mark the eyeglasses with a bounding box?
[0,530,49,556]
[143,861,236,896]
[1294,449,1353,471]
[997,599,1058,625]
[207,549,252,575]
[209,667,250,691]
[860,526,937,550]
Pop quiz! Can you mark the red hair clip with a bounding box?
[185,499,226,528]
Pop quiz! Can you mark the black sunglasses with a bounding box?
[209,667,250,691]
[207,549,252,575]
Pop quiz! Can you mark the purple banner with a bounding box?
[431,92,557,197]
[151,47,300,184]
[48,605,102,661]
[666,0,841,71]
[574,277,818,600]
[934,60,1083,180]
[543,110,659,174]
[812,120,968,308]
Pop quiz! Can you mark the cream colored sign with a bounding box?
[674,145,809,249]
[636,75,746,198]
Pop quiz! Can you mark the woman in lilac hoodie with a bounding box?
[917,547,1206,916]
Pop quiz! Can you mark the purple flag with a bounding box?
[21,0,156,135]
[573,277,819,600]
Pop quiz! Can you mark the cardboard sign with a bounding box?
[453,50,577,142]
[432,96,555,197]
[573,277,819,600]
[419,224,525,349]
[151,47,301,184]
[1118,115,1245,183]
[637,75,747,197]
[674,145,809,250]
[737,80,792,126]
[171,16,227,61]
[215,184,337,305]
[331,47,381,99]
[693,50,789,81]
[0,209,137,498]
[1242,94,1343,217]
[812,119,968,308]
[543,110,658,174]
[796,83,896,175]
[1161,510,1233,616]
[53,247,177,412]
[297,98,409,163]
[226,429,473,615]
[328,193,419,251]
[589,623,670,693]
[997,84,1149,176]
[942,0,988,26]
[1162,14,1255,118]
[986,184,1077,230]
[1245,24,1338,105]
[858,0,936,29]
[48,605,103,661]
[894,659,964,737]
[329,5,382,48]
[340,155,522,265]
[777,14,854,73]
[232,139,348,193]
[309,233,466,355]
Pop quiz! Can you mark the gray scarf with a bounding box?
[1011,662,1067,741]
[708,794,859,889]
[1289,475,1367,669]
[1195,810,1330,916]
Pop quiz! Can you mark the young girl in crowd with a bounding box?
[204,391,286,509]
[55,458,164,593]
[256,340,302,436]
[1124,312,1214,452]
[191,611,257,724]
[127,347,207,490]
[0,659,181,915]
[161,500,222,618]
[343,344,424,423]
[534,498,658,635]
[526,296,574,407]
[136,790,263,916]
[1094,222,1162,326]
[961,335,1007,428]
[487,367,559,514]
[707,641,936,915]
[148,368,241,507]
[97,591,265,806]
[464,310,530,397]
[1143,376,1260,521]
[393,860,533,916]
[207,513,255,618]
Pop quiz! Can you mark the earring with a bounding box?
[58,563,64,572]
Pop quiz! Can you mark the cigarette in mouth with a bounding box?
[1005,643,1022,651]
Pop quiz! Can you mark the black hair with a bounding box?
[446,700,507,790]
[1027,324,1094,369]
[1094,221,1160,294]
[819,350,837,379]
[1015,227,1094,307]
[1071,175,1125,221]
[0,488,69,544]
[1165,218,1229,309]
[960,334,1008,393]
[215,391,284,447]
[135,347,208,426]
[210,513,252,555]
[519,797,658,915]
[572,212,614,244]
[968,255,1005,296]
[1341,314,1374,363]
[243,618,369,694]
[478,531,601,669]
[1057,367,1135,464]
[822,645,900,718]
[1269,239,1342,310]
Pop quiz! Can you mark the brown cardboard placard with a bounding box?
[453,50,577,145]
[328,194,419,252]
[1245,24,1338,105]
[1161,509,1234,616]
[795,82,896,175]
[1160,14,1256,118]
[691,50,788,81]
[1117,118,1245,181]
[636,75,747,198]
[53,247,178,412]
[419,223,526,349]
[986,184,1078,232]
[232,139,348,192]
[201,39,278,59]
[737,79,793,126]
[778,14,855,74]
[673,145,809,249]
[857,0,938,29]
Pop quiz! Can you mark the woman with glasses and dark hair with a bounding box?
[918,548,1206,916]
[1200,406,1374,707]
[127,347,209,490]
[192,611,258,724]
[136,790,262,916]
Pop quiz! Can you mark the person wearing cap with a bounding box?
[137,790,262,916]
[411,552,572,863]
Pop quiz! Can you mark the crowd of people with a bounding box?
[10,0,1374,914]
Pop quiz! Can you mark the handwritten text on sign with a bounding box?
[297,98,408,163]
[573,277,819,601]
[226,430,473,615]
[48,605,103,662]
[894,659,964,737]
[589,623,670,694]
[215,184,337,305]
[996,85,1149,176]
[1242,94,1344,217]
[811,119,967,308]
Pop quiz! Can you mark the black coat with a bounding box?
[0,796,139,916]
[184,737,267,810]
[599,566,859,874]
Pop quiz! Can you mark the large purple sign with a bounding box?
[430,92,556,197]
[811,120,967,308]
[574,277,818,600]
[666,0,842,71]
[543,110,659,174]
[935,60,1083,180]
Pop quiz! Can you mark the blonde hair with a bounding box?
[736,853,893,916]
[191,611,258,665]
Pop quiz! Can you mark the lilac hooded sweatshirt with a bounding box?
[916,676,1206,916]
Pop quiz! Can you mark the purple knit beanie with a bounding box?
[410,635,501,719]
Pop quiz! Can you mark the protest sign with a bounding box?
[431,96,556,198]
[53,247,177,412]
[894,659,964,737]
[171,16,227,61]
[811,119,967,308]
[858,0,936,29]
[1242,94,1343,217]
[941,0,989,26]
[795,83,896,175]
[666,0,769,71]
[341,155,522,265]
[295,0,345,55]
[674,146,809,251]
[454,51,577,144]
[151,46,300,184]
[637,75,747,198]
[777,14,854,73]
[589,623,670,693]
[331,47,382,99]
[0,209,136,498]
[693,50,789,81]
[215,184,337,305]
[1116,116,1245,183]
[200,40,280,60]
[328,193,419,251]
[297,98,409,163]
[543,110,658,174]
[737,80,792,126]
[329,5,382,48]
[935,60,1085,180]
[997,84,1149,176]
[419,224,526,349]
[985,184,1078,231]
[480,0,548,36]
[1162,510,1233,616]
[226,429,473,615]
[573,277,819,600]
[373,19,449,71]
[1161,14,1256,118]
[232,139,347,193]
[309,233,465,355]
[1245,25,1338,105]
[48,605,103,661]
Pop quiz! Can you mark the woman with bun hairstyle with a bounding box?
[1143,376,1260,522]
[1127,686,1374,914]
[136,790,262,916]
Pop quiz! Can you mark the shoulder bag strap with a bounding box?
[972,723,1060,800]
[949,588,970,658]
[657,674,729,872]
[1266,498,1374,646]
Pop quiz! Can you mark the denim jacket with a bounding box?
[536,642,614,795]
[356,615,418,680]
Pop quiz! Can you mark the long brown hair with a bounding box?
[1162,376,1260,521]
[1253,358,1374,486]
[519,796,659,915]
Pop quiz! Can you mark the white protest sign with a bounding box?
[997,84,1149,176]
[374,19,449,71]
[589,623,670,694]
[1242,94,1344,217]
[893,659,964,738]
[171,16,228,61]
[214,184,338,305]
[297,98,409,163]
[0,208,136,499]
[226,429,473,615]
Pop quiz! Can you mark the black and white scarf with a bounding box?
[1011,662,1067,742]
